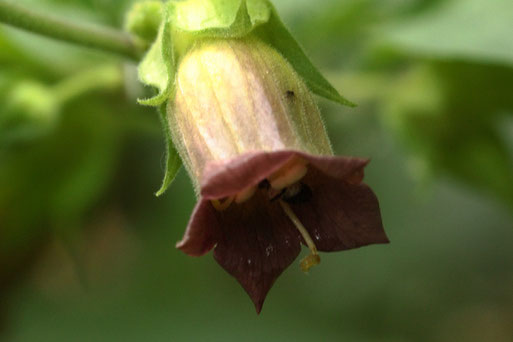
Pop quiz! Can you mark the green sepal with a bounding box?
[170,0,270,38]
[139,0,270,105]
[138,0,352,107]
[254,3,355,107]
[137,6,182,194]
[155,102,182,197]
[137,10,175,107]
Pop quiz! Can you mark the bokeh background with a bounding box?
[1,0,512,341]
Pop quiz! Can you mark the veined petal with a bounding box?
[200,150,369,199]
[177,150,387,312]
[211,190,301,313]
[291,168,389,252]
[176,200,220,256]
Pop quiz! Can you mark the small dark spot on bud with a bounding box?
[286,90,295,98]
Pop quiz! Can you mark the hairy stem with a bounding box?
[0,0,142,60]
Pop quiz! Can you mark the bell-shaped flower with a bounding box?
[167,38,388,313]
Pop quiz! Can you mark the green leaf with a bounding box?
[155,103,182,197]
[137,14,174,106]
[0,80,59,143]
[254,2,355,107]
[169,0,270,37]
[381,0,513,67]
[383,62,513,208]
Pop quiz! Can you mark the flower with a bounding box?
[167,37,388,312]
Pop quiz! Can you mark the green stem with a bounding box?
[52,65,123,103]
[0,0,142,60]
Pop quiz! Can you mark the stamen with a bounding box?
[282,182,312,204]
[269,157,308,190]
[270,188,286,202]
[235,186,256,203]
[211,196,234,211]
[279,200,320,273]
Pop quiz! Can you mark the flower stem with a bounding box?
[0,0,142,60]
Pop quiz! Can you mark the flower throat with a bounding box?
[211,157,320,272]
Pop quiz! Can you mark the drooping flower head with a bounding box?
[133,0,388,313]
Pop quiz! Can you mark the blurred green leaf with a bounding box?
[384,62,513,208]
[0,98,121,255]
[0,80,59,144]
[382,0,513,66]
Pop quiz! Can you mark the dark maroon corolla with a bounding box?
[167,38,388,312]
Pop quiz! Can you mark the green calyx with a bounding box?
[132,0,355,195]
[136,0,354,108]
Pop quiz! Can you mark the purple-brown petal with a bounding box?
[177,150,387,312]
[200,150,369,200]
[302,153,369,185]
[211,190,302,313]
[291,168,389,251]
[200,151,294,200]
[176,200,220,257]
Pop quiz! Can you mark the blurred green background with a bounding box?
[1,0,512,341]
